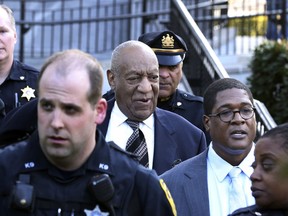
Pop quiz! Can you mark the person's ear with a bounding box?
[95,98,107,125]
[107,70,115,90]
[203,115,210,132]
[14,30,17,44]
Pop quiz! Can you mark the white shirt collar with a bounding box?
[208,143,255,182]
[114,101,154,129]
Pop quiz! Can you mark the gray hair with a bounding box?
[110,40,154,74]
[0,4,16,32]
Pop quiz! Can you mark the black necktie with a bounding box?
[125,119,149,167]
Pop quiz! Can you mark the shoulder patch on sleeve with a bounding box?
[159,179,177,216]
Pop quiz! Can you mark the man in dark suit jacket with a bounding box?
[99,98,206,175]
[161,78,257,215]
[100,40,206,175]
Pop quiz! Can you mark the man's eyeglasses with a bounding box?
[208,107,256,123]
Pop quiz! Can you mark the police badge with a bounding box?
[21,86,36,101]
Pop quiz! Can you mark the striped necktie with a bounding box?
[125,119,149,167]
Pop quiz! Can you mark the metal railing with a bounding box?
[181,0,288,56]
[3,0,288,63]
[168,0,277,136]
[169,0,229,96]
[2,0,277,134]
[2,0,169,66]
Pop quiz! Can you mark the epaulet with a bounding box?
[178,89,203,102]
[16,60,39,73]
[107,141,139,160]
[22,64,39,73]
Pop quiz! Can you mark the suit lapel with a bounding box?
[153,108,178,174]
[183,149,210,216]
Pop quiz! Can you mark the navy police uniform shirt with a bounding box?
[157,89,211,144]
[0,130,177,216]
[0,59,39,117]
[229,204,287,216]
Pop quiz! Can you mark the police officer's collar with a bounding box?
[157,91,176,106]
[85,130,114,175]
[159,96,171,102]
[19,130,114,176]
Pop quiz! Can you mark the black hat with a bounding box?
[138,30,187,66]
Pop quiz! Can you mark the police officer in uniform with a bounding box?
[139,30,210,143]
[0,60,39,115]
[0,49,177,216]
[0,5,39,121]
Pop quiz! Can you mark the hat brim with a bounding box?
[156,54,182,66]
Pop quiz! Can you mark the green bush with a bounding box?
[248,40,288,124]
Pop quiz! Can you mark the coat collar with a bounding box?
[19,130,114,177]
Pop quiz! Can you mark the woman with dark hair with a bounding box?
[230,123,288,216]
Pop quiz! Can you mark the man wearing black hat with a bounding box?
[138,30,210,144]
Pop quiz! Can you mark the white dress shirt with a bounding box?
[207,143,255,216]
[105,101,155,169]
